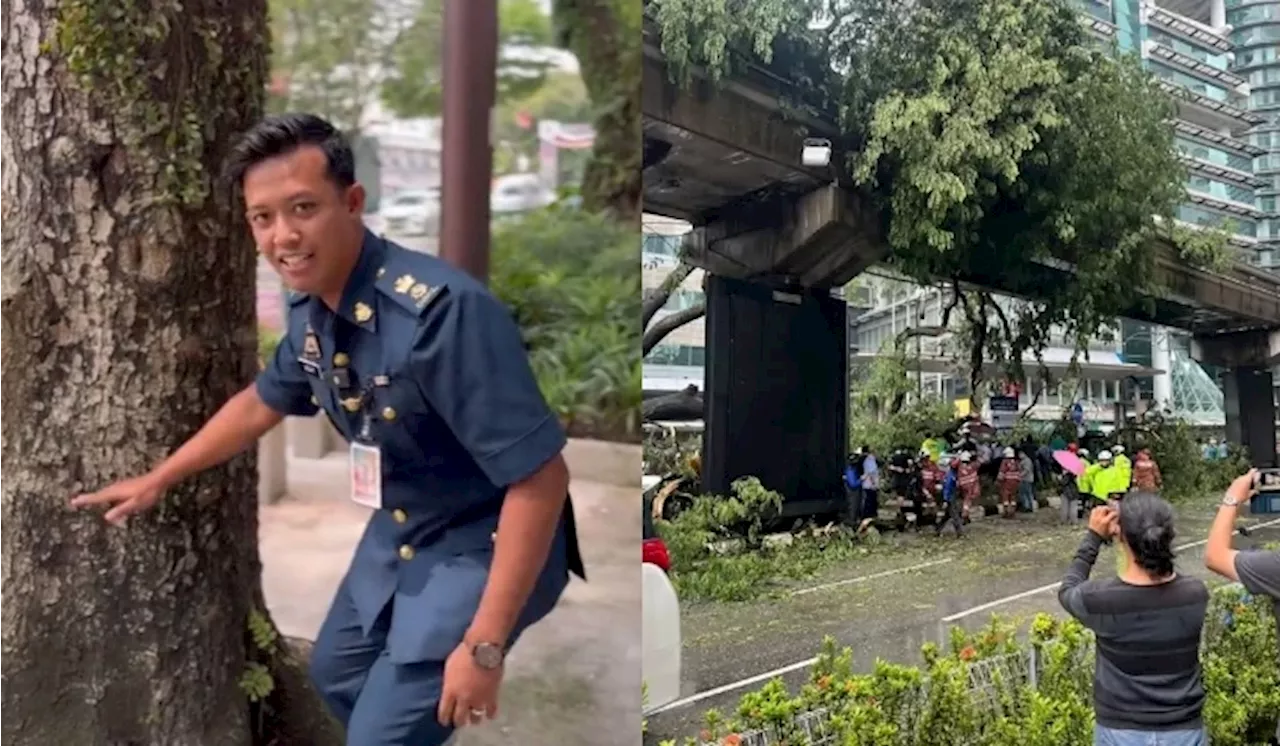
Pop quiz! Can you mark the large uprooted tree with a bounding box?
[648,0,1231,403]
[2,1,339,744]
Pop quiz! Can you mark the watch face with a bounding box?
[472,642,504,670]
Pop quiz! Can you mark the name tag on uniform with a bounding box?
[349,442,383,509]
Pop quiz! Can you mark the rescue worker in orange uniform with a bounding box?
[957,451,981,521]
[997,446,1022,518]
[1131,447,1163,493]
[919,450,944,523]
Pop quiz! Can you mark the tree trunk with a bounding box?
[1,1,336,744]
[555,0,641,223]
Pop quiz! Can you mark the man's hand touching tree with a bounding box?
[71,473,171,526]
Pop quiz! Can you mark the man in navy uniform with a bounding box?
[71,113,585,745]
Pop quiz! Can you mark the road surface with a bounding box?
[644,496,1280,743]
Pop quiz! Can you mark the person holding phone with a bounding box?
[1059,495,1210,746]
[1204,470,1280,746]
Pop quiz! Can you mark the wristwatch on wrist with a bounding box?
[469,641,505,670]
[1221,494,1242,507]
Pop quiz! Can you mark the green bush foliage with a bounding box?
[661,586,1279,745]
[490,206,641,442]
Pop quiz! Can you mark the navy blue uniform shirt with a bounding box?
[256,231,584,663]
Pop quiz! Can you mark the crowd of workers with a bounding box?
[842,427,1164,538]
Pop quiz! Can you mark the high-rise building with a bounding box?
[1084,0,1267,256]
[1226,0,1280,269]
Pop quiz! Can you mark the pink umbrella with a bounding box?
[1054,449,1085,476]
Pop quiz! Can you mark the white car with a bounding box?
[642,477,682,711]
[490,174,553,216]
[378,189,440,236]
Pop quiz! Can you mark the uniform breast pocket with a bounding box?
[372,375,444,465]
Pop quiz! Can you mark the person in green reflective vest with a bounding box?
[1089,450,1133,575]
[1075,449,1094,514]
[1112,444,1132,490]
[1090,451,1129,504]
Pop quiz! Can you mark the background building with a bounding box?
[642,214,705,395]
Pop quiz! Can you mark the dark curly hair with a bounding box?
[1119,491,1177,577]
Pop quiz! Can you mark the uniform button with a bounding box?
[399,545,415,561]
[333,352,350,367]
[310,395,319,406]
[382,406,397,421]
[341,397,361,412]
[392,508,407,524]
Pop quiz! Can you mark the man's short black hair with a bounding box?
[225,113,356,189]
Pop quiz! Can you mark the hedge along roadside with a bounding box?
[490,205,641,443]
[661,584,1280,746]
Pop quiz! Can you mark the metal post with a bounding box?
[440,0,498,284]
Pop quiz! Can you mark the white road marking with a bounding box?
[941,516,1280,623]
[790,525,1072,597]
[644,656,819,716]
[790,558,953,596]
[649,517,1280,716]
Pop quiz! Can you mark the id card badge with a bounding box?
[349,441,383,509]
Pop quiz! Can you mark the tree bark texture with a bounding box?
[1,1,336,744]
[555,0,641,223]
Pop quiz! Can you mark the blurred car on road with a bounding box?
[377,188,440,236]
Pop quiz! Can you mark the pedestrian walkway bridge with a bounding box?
[641,26,1280,513]
[642,29,1280,337]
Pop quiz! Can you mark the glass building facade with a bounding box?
[1228,0,1280,267]
[1081,0,1269,256]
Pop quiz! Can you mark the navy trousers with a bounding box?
[309,577,454,746]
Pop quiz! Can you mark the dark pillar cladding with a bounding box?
[1222,366,1277,468]
[440,0,497,284]
[702,275,847,518]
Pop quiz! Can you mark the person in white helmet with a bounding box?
[1112,444,1132,490]
[997,447,1021,518]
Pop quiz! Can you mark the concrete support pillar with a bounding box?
[702,275,847,517]
[1152,326,1173,409]
[1211,0,1226,30]
[1191,329,1280,465]
[1222,367,1277,467]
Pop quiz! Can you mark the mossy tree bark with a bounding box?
[554,0,641,223]
[1,0,339,743]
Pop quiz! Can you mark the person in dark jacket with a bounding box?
[934,457,964,538]
[843,449,864,527]
[1058,493,1209,746]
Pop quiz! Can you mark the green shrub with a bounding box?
[1116,414,1249,502]
[257,326,282,370]
[671,586,1279,746]
[491,208,640,442]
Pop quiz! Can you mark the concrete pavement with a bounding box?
[261,450,641,746]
